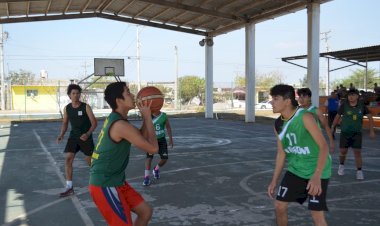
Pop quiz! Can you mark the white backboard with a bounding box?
[94,58,124,77]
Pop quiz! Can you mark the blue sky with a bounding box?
[3,0,380,86]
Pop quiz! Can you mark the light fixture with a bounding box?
[199,38,214,47]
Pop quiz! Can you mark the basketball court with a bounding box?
[0,116,379,226]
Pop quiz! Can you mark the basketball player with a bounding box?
[89,82,158,226]
[331,88,375,180]
[267,84,331,226]
[57,84,97,197]
[143,109,173,186]
[297,88,335,153]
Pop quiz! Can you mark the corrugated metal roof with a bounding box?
[0,0,331,36]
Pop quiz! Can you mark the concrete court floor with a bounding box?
[0,116,379,226]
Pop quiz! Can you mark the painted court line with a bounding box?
[30,130,94,226]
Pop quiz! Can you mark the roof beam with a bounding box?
[64,0,72,14]
[99,13,208,36]
[149,7,170,21]
[26,1,30,16]
[210,1,306,36]
[133,4,152,19]
[45,0,51,15]
[0,12,97,23]
[137,0,243,21]
[117,0,136,15]
[81,0,92,13]
[0,0,42,2]
[5,2,9,17]
[97,0,116,13]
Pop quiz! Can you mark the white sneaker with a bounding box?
[356,170,364,180]
[338,164,345,176]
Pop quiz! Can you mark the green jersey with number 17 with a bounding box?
[276,108,331,179]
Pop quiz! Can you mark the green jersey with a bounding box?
[306,105,321,128]
[153,112,167,139]
[275,108,331,179]
[66,102,92,138]
[89,112,131,187]
[338,101,369,134]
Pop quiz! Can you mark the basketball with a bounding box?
[136,86,164,112]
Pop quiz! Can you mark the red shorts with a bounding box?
[89,182,144,226]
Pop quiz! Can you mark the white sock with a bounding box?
[154,165,160,170]
[66,181,73,189]
[144,170,150,177]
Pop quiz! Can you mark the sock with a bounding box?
[357,168,362,171]
[144,170,150,177]
[66,181,73,189]
[154,165,160,171]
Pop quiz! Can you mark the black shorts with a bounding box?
[339,132,362,149]
[147,137,168,160]
[64,137,94,156]
[276,171,329,211]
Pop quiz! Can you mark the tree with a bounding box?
[299,74,307,87]
[340,68,378,89]
[233,71,284,89]
[6,69,36,85]
[154,84,173,97]
[179,75,205,104]
[85,76,116,89]
[299,74,327,89]
[256,71,283,88]
[234,74,245,87]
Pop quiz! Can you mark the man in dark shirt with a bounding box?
[332,89,375,180]
[57,84,97,197]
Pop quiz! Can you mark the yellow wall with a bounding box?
[12,85,59,112]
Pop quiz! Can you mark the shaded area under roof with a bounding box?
[282,45,380,64]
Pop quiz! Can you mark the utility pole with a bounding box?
[136,26,141,90]
[174,46,178,110]
[0,25,8,110]
[321,30,331,95]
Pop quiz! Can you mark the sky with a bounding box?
[3,0,380,87]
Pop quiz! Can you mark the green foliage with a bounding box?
[6,69,36,85]
[299,74,327,88]
[234,71,284,89]
[256,71,283,88]
[179,75,205,104]
[234,75,245,87]
[86,76,116,89]
[154,84,173,96]
[340,68,378,89]
[299,74,307,87]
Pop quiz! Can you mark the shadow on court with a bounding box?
[0,117,379,226]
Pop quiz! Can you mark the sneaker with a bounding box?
[338,164,345,176]
[153,168,160,179]
[356,170,364,180]
[59,187,74,197]
[143,176,151,186]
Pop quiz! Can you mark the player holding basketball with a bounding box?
[143,109,174,186]
[57,84,97,197]
[89,82,158,226]
[267,84,331,226]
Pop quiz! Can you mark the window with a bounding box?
[27,90,38,97]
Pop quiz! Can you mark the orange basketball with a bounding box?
[136,86,164,112]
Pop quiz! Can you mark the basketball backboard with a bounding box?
[94,58,124,77]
